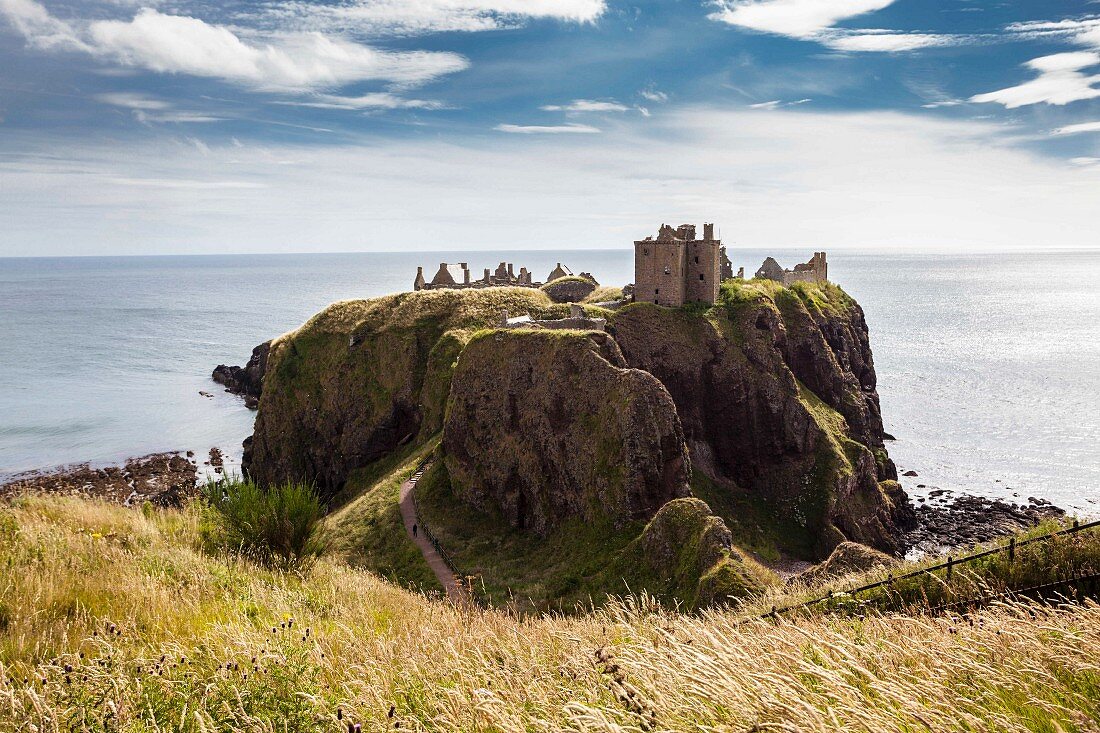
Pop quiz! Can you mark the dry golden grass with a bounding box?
[1,494,1098,732]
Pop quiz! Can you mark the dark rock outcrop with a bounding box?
[905,491,1065,554]
[212,340,270,409]
[442,330,689,534]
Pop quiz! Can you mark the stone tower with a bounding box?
[633,223,721,307]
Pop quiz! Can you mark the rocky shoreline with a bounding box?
[1,452,199,507]
[904,489,1065,555]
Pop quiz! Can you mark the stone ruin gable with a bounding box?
[633,222,721,307]
[413,259,548,291]
[547,262,573,282]
[720,246,733,281]
[755,252,828,286]
[498,304,607,332]
[421,262,470,289]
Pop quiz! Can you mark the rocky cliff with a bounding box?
[239,278,910,604]
[443,329,689,535]
[609,280,911,558]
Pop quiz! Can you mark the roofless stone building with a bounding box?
[633,223,723,307]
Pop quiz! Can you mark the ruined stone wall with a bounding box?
[685,240,720,304]
[634,240,686,306]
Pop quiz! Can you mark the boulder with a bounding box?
[798,541,899,585]
[541,276,597,304]
[625,498,777,608]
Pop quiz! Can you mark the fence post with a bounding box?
[946,556,953,580]
[1008,537,1015,563]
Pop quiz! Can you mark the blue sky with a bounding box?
[1,0,1098,256]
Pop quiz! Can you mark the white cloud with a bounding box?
[494,123,600,134]
[276,92,446,110]
[1053,120,1100,135]
[0,0,87,51]
[540,99,629,113]
[748,98,809,109]
[708,0,963,53]
[263,0,606,35]
[1006,18,1100,48]
[95,91,224,123]
[105,176,266,189]
[921,99,964,109]
[823,31,959,52]
[87,9,468,89]
[970,52,1100,108]
[5,107,1099,256]
[640,88,668,103]
[0,2,469,92]
[709,0,896,39]
[95,92,171,110]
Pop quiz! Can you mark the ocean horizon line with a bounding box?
[3,245,1100,261]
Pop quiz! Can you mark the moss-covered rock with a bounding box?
[246,288,555,497]
[616,498,777,609]
[442,329,689,534]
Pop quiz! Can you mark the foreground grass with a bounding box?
[1,494,1099,731]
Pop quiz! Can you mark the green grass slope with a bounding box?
[1,494,1098,731]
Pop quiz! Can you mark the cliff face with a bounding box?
[245,289,557,497]
[443,330,689,535]
[609,280,910,558]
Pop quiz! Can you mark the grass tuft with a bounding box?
[200,477,325,570]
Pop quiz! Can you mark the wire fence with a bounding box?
[751,517,1100,622]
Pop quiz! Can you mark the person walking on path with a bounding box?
[399,466,461,599]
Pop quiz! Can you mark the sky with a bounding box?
[1,0,1099,256]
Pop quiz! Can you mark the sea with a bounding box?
[1,250,1097,516]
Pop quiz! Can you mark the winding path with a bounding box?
[398,466,462,599]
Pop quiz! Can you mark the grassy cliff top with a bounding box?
[281,278,852,343]
[1,494,1098,730]
[279,286,557,343]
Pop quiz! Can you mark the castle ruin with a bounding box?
[754,252,828,286]
[414,260,577,292]
[631,222,829,307]
[633,223,723,307]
